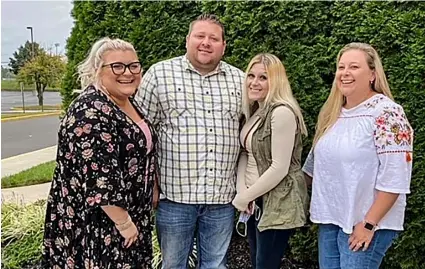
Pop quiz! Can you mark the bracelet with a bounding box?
[115,215,132,231]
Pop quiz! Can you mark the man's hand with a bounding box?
[153,180,159,209]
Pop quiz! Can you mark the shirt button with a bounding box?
[209,129,213,132]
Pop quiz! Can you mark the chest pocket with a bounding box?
[217,86,241,120]
[166,87,196,118]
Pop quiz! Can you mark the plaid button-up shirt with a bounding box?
[136,55,244,204]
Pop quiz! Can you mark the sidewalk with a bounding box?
[1,146,57,204]
[2,110,61,113]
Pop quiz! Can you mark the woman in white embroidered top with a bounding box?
[303,43,413,269]
[232,53,309,269]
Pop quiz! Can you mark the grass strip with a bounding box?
[1,161,56,188]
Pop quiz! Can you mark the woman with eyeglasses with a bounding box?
[42,37,158,268]
[232,53,309,269]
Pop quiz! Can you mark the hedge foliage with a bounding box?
[63,2,425,268]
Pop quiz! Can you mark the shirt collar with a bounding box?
[182,54,227,76]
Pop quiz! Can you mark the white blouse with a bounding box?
[303,94,413,234]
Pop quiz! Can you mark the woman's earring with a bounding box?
[370,80,376,91]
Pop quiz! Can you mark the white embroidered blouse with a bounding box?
[303,94,413,234]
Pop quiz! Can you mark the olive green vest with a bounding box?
[250,103,309,231]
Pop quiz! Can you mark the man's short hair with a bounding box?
[188,14,225,41]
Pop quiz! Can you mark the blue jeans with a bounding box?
[318,224,399,269]
[156,199,234,269]
[246,198,294,269]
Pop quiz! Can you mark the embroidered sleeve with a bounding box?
[302,149,314,177]
[374,104,413,193]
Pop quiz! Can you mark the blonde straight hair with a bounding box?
[242,53,308,136]
[313,42,394,147]
[77,37,137,90]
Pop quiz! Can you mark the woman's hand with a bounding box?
[244,201,254,215]
[115,216,139,248]
[232,193,249,212]
[348,222,375,252]
[121,222,139,248]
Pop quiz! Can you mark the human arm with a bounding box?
[349,104,413,251]
[232,106,297,211]
[72,98,138,247]
[302,149,314,187]
[101,206,138,247]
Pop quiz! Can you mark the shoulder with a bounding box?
[147,56,184,74]
[272,105,295,118]
[366,94,406,117]
[66,86,117,123]
[220,61,245,79]
[270,105,296,126]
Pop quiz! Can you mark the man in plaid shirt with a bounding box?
[136,14,244,269]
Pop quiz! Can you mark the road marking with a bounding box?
[1,112,61,122]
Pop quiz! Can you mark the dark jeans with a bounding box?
[246,199,294,269]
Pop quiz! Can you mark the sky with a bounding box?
[1,0,74,66]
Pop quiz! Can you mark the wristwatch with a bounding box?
[363,220,377,231]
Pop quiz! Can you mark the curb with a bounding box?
[1,112,61,122]
[1,145,57,178]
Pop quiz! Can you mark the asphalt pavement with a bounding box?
[1,91,62,112]
[1,115,60,158]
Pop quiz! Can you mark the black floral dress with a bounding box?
[42,86,157,269]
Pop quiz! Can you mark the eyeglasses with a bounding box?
[102,61,143,75]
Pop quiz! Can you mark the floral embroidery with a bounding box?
[364,95,385,109]
[374,105,413,153]
[43,86,157,268]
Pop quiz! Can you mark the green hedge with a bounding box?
[62,2,425,268]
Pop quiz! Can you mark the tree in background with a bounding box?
[17,51,66,108]
[9,41,43,75]
[1,66,15,79]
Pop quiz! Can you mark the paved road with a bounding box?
[1,91,61,112]
[1,115,60,158]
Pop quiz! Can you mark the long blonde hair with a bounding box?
[313,43,394,147]
[242,53,308,136]
[77,37,137,90]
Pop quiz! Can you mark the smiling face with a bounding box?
[246,63,269,102]
[99,49,141,99]
[186,20,226,74]
[336,49,375,98]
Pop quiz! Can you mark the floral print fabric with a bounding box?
[42,86,157,269]
[374,104,413,153]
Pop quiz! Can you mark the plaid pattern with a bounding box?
[136,55,244,204]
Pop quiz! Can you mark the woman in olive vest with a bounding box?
[232,53,309,269]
